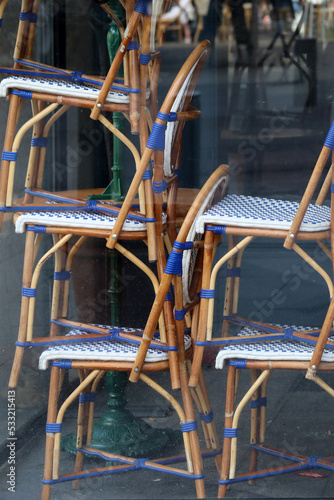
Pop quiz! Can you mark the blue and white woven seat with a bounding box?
[195,195,331,234]
[0,76,150,103]
[15,206,167,233]
[215,324,334,369]
[38,327,192,370]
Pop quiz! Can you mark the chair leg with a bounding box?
[179,355,206,497]
[249,369,261,483]
[0,93,21,231]
[73,370,91,490]
[41,365,61,500]
[218,364,236,498]
[9,229,35,388]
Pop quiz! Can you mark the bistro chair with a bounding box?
[214,306,334,496]
[8,40,211,389]
[36,165,229,500]
[0,0,166,228]
[188,122,334,388]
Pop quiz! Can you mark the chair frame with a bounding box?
[39,165,230,500]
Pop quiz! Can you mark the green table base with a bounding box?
[61,372,182,460]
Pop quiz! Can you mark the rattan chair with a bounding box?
[0,0,167,230]
[8,40,210,389]
[38,164,229,500]
[214,308,334,496]
[188,123,334,388]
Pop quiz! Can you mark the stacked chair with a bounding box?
[1,1,230,499]
[187,119,334,495]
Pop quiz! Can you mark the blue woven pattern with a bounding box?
[39,327,192,370]
[215,324,334,369]
[15,208,167,233]
[195,195,331,234]
[0,76,150,103]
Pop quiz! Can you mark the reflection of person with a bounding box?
[160,0,196,43]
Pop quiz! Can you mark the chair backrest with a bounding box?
[284,121,334,250]
[106,39,212,251]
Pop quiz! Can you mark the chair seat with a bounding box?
[39,327,192,370]
[0,76,150,103]
[15,207,167,233]
[215,324,334,369]
[195,195,331,234]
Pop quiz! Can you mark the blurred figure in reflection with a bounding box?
[160,0,196,43]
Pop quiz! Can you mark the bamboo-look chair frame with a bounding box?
[105,39,211,250]
[0,0,163,224]
[38,166,230,500]
[8,41,210,388]
[216,335,334,497]
[188,125,334,389]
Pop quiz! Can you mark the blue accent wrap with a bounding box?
[331,182,334,194]
[157,111,177,122]
[308,456,318,468]
[52,360,72,369]
[199,410,213,424]
[180,421,198,433]
[140,52,151,65]
[54,270,71,281]
[229,359,247,369]
[224,427,238,438]
[153,180,168,193]
[200,289,215,299]
[87,200,98,212]
[147,122,165,151]
[31,137,48,147]
[26,225,46,233]
[283,327,295,341]
[134,0,148,14]
[46,423,62,433]
[11,89,33,99]
[250,397,267,409]
[165,291,173,302]
[157,111,168,122]
[174,241,194,250]
[22,287,36,297]
[71,71,84,84]
[86,392,96,403]
[127,40,138,51]
[175,307,186,321]
[2,151,17,161]
[135,458,146,470]
[0,19,2,27]
[207,225,226,235]
[142,169,152,180]
[174,168,181,178]
[79,393,95,404]
[226,267,241,278]
[164,248,182,275]
[19,12,37,22]
[324,122,334,149]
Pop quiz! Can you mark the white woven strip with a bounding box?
[15,208,167,233]
[39,327,191,370]
[0,76,150,103]
[215,324,334,369]
[195,195,331,234]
